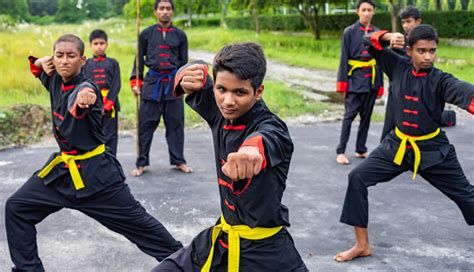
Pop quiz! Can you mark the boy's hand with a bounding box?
[389,33,405,49]
[35,56,54,76]
[77,88,97,109]
[222,146,263,181]
[180,64,205,92]
[132,86,141,96]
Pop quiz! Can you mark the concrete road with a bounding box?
[0,117,473,271]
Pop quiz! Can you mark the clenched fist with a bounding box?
[180,64,206,93]
[222,146,263,181]
[389,32,405,49]
[77,88,97,109]
[36,56,55,76]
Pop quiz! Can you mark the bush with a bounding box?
[28,15,56,25]
[0,15,16,32]
[174,17,220,28]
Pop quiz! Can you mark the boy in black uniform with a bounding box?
[152,43,308,271]
[5,34,182,271]
[380,6,422,141]
[334,25,474,262]
[130,0,192,176]
[336,0,384,165]
[83,29,121,155]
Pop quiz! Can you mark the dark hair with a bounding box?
[356,0,376,9]
[154,0,174,10]
[408,24,438,47]
[399,6,421,20]
[213,42,267,91]
[89,29,108,43]
[53,34,85,56]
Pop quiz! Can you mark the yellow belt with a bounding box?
[101,89,116,118]
[201,215,283,272]
[37,144,105,190]
[394,127,440,180]
[348,59,377,85]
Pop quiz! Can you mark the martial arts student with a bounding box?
[5,34,183,271]
[83,29,121,155]
[130,0,192,176]
[336,0,384,165]
[152,42,308,271]
[334,25,474,262]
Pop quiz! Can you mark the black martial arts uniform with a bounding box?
[336,21,385,155]
[340,31,474,228]
[152,63,308,272]
[83,54,121,155]
[130,24,188,168]
[4,57,183,272]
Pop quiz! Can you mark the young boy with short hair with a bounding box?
[5,34,182,272]
[83,29,121,155]
[152,42,308,271]
[334,25,474,262]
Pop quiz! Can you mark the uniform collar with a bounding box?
[157,23,174,32]
[356,21,373,32]
[411,67,432,77]
[93,55,106,61]
[61,72,85,92]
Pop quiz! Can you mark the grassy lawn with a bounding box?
[1,19,472,129]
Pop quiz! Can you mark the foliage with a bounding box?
[0,0,30,20]
[55,0,86,23]
[0,15,16,31]
[27,0,58,16]
[122,0,155,19]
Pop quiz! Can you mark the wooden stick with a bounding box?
[135,0,141,159]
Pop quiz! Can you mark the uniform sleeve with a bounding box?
[67,82,102,119]
[130,30,147,88]
[242,119,294,169]
[177,31,188,68]
[336,29,350,92]
[28,56,51,91]
[440,73,474,114]
[105,59,121,111]
[364,31,405,81]
[174,60,220,125]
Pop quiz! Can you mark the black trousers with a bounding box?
[103,112,119,156]
[337,91,377,155]
[380,90,395,142]
[340,144,474,228]
[136,99,186,168]
[5,176,183,272]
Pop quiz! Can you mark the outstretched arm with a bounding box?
[440,73,474,114]
[364,31,406,80]
[68,84,98,119]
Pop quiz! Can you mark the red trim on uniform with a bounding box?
[218,178,233,190]
[28,56,42,77]
[158,27,174,32]
[336,81,348,92]
[93,74,106,78]
[103,99,115,111]
[161,78,170,82]
[364,74,372,78]
[160,70,171,74]
[173,64,208,97]
[402,121,419,128]
[63,150,78,155]
[377,86,384,97]
[224,199,235,211]
[93,69,105,73]
[370,30,389,51]
[130,78,143,88]
[223,124,246,131]
[220,159,226,166]
[159,45,170,49]
[240,135,267,170]
[61,84,75,92]
[160,62,171,67]
[468,98,474,114]
[60,139,68,143]
[65,163,81,169]
[362,50,369,54]
[93,57,106,61]
[218,239,229,249]
[412,70,427,77]
[404,95,419,102]
[159,53,170,57]
[53,111,64,121]
[233,178,252,196]
[95,80,106,85]
[403,109,419,115]
[359,27,374,31]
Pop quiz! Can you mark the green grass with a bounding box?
[1,19,473,129]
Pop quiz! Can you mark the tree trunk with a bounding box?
[388,0,403,32]
[187,2,192,28]
[251,0,259,34]
[435,0,442,10]
[447,0,456,10]
[313,4,320,40]
[219,0,226,27]
[460,0,469,10]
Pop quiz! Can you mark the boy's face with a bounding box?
[401,18,422,34]
[356,3,375,25]
[90,38,108,57]
[155,2,173,23]
[53,41,86,82]
[408,39,437,70]
[214,70,263,122]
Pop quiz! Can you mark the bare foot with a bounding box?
[131,166,146,177]
[336,154,349,165]
[355,152,369,158]
[333,244,372,262]
[176,164,193,173]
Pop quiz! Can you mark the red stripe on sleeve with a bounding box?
[336,81,348,92]
[370,30,389,51]
[28,56,42,77]
[468,98,474,114]
[240,135,267,170]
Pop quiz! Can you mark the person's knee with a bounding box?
[5,196,21,219]
[348,168,367,190]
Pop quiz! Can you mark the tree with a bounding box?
[435,0,442,10]
[447,0,456,10]
[84,0,108,19]
[284,0,333,39]
[27,0,58,16]
[0,0,30,20]
[55,0,86,23]
[460,0,470,10]
[230,0,275,34]
[387,0,403,32]
[219,0,230,27]
[122,0,154,20]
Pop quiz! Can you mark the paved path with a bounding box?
[1,115,473,271]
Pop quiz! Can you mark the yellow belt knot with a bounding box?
[393,127,440,180]
[348,59,377,86]
[37,144,105,190]
[201,215,283,272]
